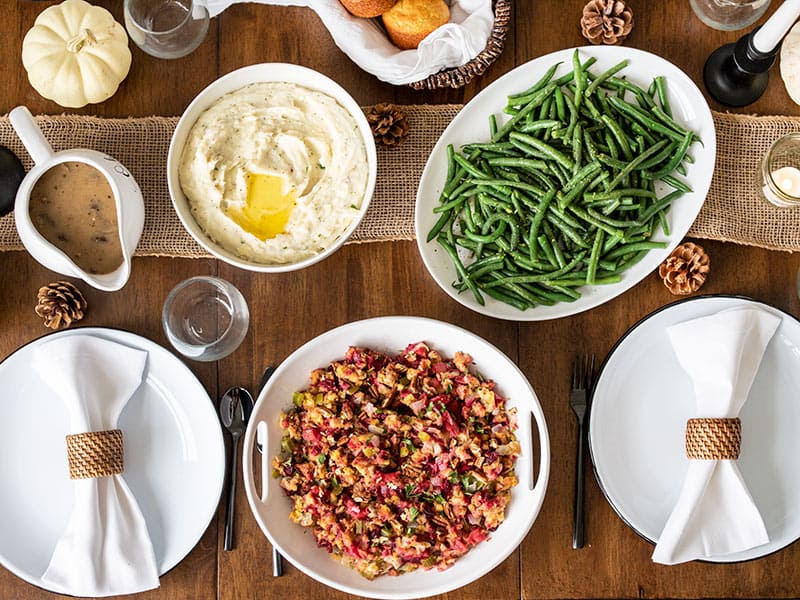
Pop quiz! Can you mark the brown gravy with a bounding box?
[29,162,123,275]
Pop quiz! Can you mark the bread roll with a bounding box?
[339,0,397,18]
[382,0,450,50]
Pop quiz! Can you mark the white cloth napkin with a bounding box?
[652,306,781,565]
[202,0,494,85]
[32,335,159,597]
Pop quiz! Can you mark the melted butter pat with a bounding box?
[228,173,295,240]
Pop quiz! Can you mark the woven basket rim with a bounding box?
[408,0,512,90]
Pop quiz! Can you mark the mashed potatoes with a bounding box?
[179,82,369,264]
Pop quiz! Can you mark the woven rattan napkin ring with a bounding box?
[66,429,124,479]
[685,418,741,460]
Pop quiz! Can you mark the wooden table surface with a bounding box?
[2,1,800,598]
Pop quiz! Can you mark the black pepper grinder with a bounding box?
[703,0,800,107]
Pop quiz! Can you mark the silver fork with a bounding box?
[570,354,595,549]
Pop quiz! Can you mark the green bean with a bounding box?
[572,50,586,111]
[433,194,466,214]
[607,96,686,143]
[606,139,670,190]
[601,114,633,161]
[483,251,587,287]
[439,238,484,305]
[637,140,678,170]
[644,131,692,180]
[557,161,603,209]
[638,190,684,222]
[603,240,667,260]
[492,83,557,142]
[519,119,561,134]
[660,174,692,193]
[509,132,574,171]
[546,212,590,249]
[508,62,561,103]
[554,86,566,122]
[527,189,555,262]
[487,157,549,171]
[587,207,642,228]
[471,178,546,197]
[585,59,630,97]
[426,210,452,242]
[552,56,598,86]
[657,209,671,236]
[584,188,657,201]
[536,234,559,268]
[572,122,583,175]
[586,229,605,285]
[466,253,505,275]
[654,76,672,117]
[480,285,530,311]
[453,153,491,179]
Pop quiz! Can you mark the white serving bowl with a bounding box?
[242,316,550,599]
[167,63,377,272]
[415,46,715,320]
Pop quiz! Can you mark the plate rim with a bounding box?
[587,294,800,563]
[0,326,225,591]
[242,315,550,599]
[414,45,716,321]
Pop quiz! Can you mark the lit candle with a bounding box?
[773,166,800,194]
[763,165,800,207]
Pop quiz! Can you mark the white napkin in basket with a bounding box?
[652,306,780,565]
[32,335,159,597]
[202,0,494,85]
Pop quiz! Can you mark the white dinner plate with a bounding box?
[589,296,800,561]
[242,316,550,599]
[415,46,716,321]
[0,327,225,591]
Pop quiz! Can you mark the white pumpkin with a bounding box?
[781,21,800,107]
[22,0,132,108]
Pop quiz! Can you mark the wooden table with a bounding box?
[2,1,800,598]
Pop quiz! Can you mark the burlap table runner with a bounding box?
[1,107,799,255]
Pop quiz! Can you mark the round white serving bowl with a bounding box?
[167,63,377,272]
[242,316,550,599]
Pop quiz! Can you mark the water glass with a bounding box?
[162,276,249,361]
[124,0,209,60]
[690,0,771,31]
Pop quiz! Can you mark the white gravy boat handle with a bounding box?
[9,106,54,165]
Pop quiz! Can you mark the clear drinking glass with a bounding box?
[124,0,210,60]
[690,0,771,31]
[162,276,249,361]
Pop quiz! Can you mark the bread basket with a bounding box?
[408,0,511,90]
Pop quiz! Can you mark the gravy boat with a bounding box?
[11,106,144,292]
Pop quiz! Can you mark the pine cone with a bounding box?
[35,281,87,329]
[367,103,409,147]
[581,0,633,45]
[658,242,710,295]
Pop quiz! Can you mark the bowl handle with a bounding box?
[528,402,551,494]
[243,420,270,505]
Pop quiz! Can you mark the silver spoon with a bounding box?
[219,386,254,551]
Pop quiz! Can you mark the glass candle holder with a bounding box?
[162,276,249,361]
[690,0,771,31]
[760,133,800,208]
